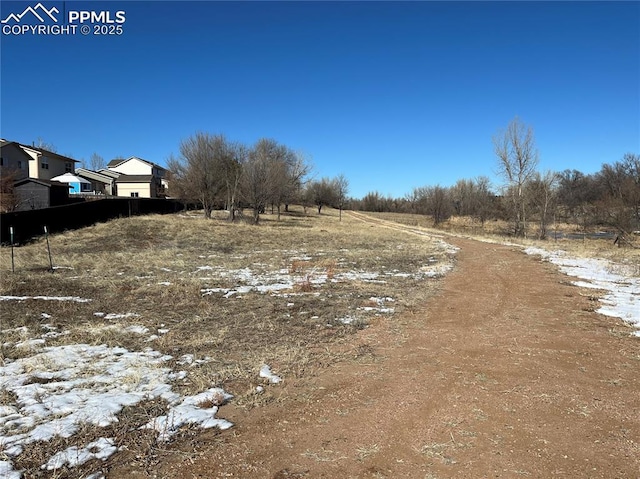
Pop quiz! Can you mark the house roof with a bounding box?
[128,156,165,170]
[115,174,154,183]
[98,169,122,179]
[107,158,126,168]
[0,141,32,163]
[16,142,80,163]
[108,156,166,172]
[14,178,69,188]
[51,173,91,184]
[76,168,115,183]
[1,139,80,163]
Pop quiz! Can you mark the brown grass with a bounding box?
[0,206,451,477]
[366,211,640,270]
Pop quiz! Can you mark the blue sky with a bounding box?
[1,1,638,199]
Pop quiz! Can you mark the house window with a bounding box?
[130,192,139,198]
[41,157,49,170]
[17,160,23,169]
[0,157,4,166]
[65,162,73,173]
[81,183,92,192]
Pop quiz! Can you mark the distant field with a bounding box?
[368,211,640,274]
[0,207,456,478]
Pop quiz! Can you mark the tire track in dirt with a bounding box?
[141,214,639,478]
[347,211,448,241]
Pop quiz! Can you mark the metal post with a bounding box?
[10,226,15,273]
[44,225,53,271]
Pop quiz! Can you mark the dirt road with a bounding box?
[159,220,640,478]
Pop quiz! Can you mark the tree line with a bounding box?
[167,133,349,223]
[350,118,639,239]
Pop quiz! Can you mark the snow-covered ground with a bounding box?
[524,247,639,336]
[0,335,234,478]
[198,258,454,299]
[1,241,458,477]
[0,295,91,303]
[8,235,635,477]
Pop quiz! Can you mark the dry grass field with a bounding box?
[2,207,638,478]
[0,207,456,478]
[130,211,638,479]
[368,211,640,276]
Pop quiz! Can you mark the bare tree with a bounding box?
[221,143,246,222]
[306,178,337,214]
[268,155,290,219]
[621,153,640,230]
[300,182,314,214]
[404,188,421,214]
[166,153,188,200]
[260,148,312,220]
[334,174,349,221]
[266,144,302,221]
[426,185,452,225]
[305,174,348,218]
[527,171,558,239]
[557,170,594,223]
[283,151,313,213]
[409,187,429,215]
[596,153,640,233]
[170,132,233,219]
[33,137,57,152]
[0,169,20,212]
[361,191,385,212]
[89,153,106,171]
[451,179,475,216]
[493,117,539,236]
[242,138,284,224]
[472,176,496,227]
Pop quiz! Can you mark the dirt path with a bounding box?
[157,219,639,478]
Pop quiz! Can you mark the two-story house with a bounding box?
[0,139,77,180]
[107,156,167,198]
[1,140,79,211]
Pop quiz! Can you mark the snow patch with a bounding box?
[0,461,21,479]
[0,296,91,303]
[103,313,140,320]
[43,437,117,471]
[0,343,231,471]
[259,364,282,384]
[336,315,359,325]
[525,247,639,333]
[143,388,233,442]
[125,325,150,335]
